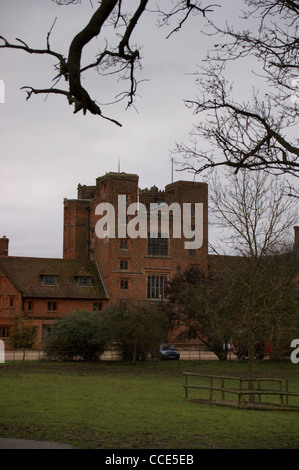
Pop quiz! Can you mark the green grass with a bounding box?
[0,360,298,449]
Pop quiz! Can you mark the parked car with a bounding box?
[152,343,180,360]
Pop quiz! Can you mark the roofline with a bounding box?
[0,262,23,294]
[0,257,108,299]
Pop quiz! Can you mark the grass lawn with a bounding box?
[0,359,298,449]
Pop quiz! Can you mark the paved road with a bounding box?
[0,438,77,449]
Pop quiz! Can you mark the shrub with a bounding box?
[43,310,106,361]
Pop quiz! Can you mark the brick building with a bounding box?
[0,171,208,349]
[0,254,108,349]
[63,172,208,304]
[0,170,297,351]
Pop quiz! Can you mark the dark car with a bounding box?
[153,343,180,360]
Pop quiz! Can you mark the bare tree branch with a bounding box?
[0,0,217,126]
[175,0,299,177]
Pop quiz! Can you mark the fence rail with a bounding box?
[182,372,299,410]
[2,348,220,362]
[0,348,287,363]
[2,349,123,362]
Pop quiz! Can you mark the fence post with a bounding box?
[238,378,242,407]
[185,374,188,400]
[210,377,213,403]
[257,380,261,403]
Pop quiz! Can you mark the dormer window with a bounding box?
[77,276,93,286]
[42,275,58,286]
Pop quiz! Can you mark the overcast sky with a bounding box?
[0,0,297,258]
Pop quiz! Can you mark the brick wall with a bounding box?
[63,199,93,260]
[0,290,105,349]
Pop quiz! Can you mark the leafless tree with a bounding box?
[0,0,218,126]
[209,170,298,388]
[174,0,299,181]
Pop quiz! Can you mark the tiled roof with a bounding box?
[0,257,108,300]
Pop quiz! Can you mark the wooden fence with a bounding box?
[183,372,299,410]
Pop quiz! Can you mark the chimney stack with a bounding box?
[0,236,9,257]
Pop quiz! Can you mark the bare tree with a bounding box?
[174,0,299,180]
[209,170,298,388]
[0,0,217,126]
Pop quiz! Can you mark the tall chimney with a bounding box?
[0,236,9,257]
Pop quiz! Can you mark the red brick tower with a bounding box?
[63,187,95,260]
[63,172,209,304]
[93,172,139,299]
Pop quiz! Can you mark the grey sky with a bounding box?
[0,0,297,257]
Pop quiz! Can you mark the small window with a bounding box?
[42,275,58,286]
[93,303,102,311]
[9,297,14,308]
[47,301,57,311]
[120,280,128,290]
[120,240,128,249]
[77,276,93,286]
[0,326,10,338]
[28,301,33,311]
[120,260,128,270]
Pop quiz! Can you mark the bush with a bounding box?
[43,310,106,361]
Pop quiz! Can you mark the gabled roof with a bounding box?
[0,257,108,300]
